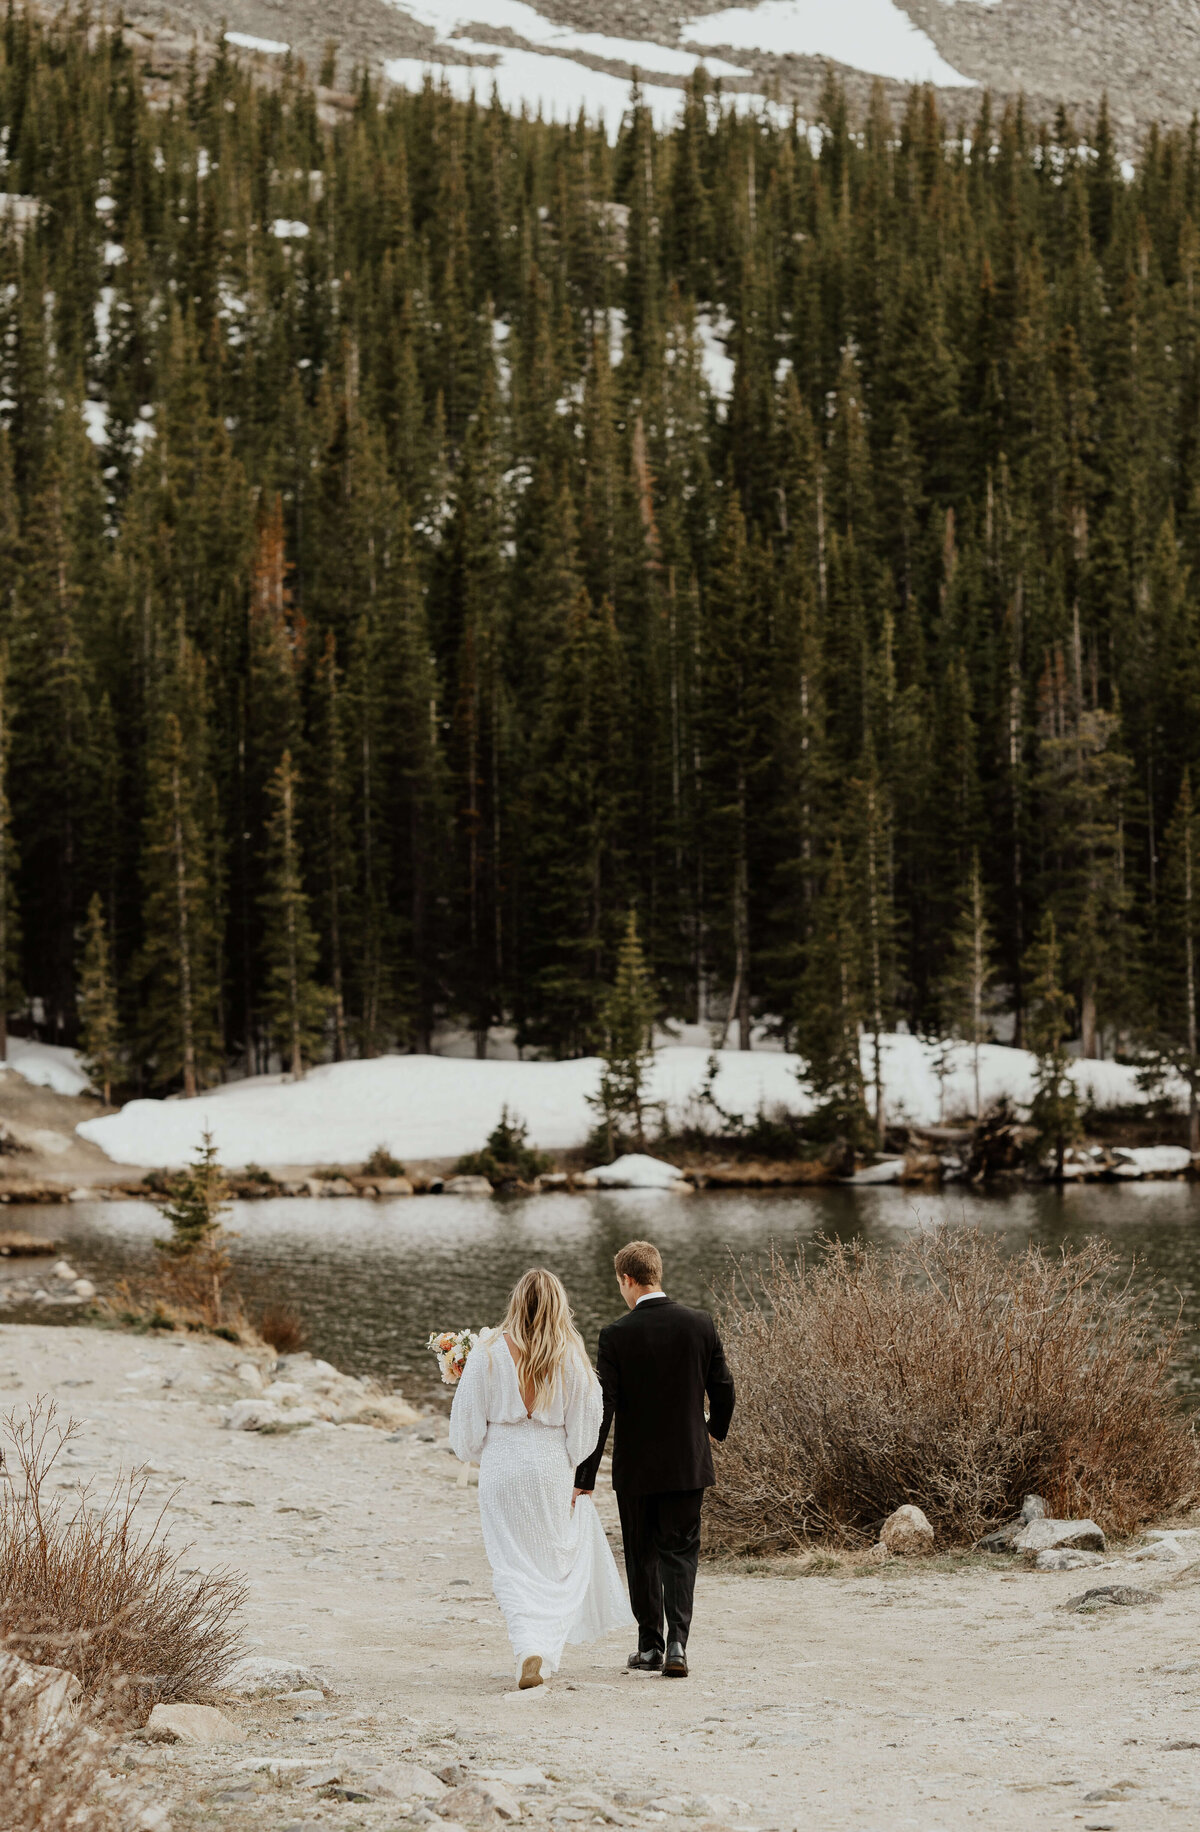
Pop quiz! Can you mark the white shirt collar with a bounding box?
[635,1291,667,1304]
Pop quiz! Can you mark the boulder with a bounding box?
[235,1362,264,1389]
[442,1174,494,1196]
[363,1761,446,1799]
[0,1653,81,1728]
[220,1655,325,1697]
[222,1399,283,1431]
[146,1703,247,1744]
[335,1395,420,1430]
[374,1176,414,1197]
[318,1177,356,1197]
[52,1259,77,1282]
[1066,1584,1160,1611]
[1014,1517,1106,1554]
[438,1779,521,1823]
[880,1504,934,1553]
[977,1525,1020,1553]
[1036,1548,1106,1571]
[1020,1494,1047,1522]
[72,1278,96,1299]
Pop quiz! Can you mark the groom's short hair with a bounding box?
[614,1240,662,1288]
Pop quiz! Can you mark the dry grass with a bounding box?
[110,1242,253,1343]
[0,1400,245,1712]
[0,1652,126,1832]
[706,1231,1200,1554]
[256,1302,306,1353]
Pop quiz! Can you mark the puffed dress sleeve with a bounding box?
[562,1354,603,1469]
[449,1338,490,1462]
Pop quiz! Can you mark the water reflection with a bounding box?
[5,1182,1200,1405]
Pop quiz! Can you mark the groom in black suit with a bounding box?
[573,1239,735,1677]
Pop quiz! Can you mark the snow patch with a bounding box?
[225,30,290,54]
[76,1035,1152,1170]
[8,1038,91,1098]
[388,0,748,78]
[589,1153,690,1189]
[680,0,976,86]
[696,310,734,402]
[272,219,309,239]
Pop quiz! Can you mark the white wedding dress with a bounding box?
[449,1329,633,1676]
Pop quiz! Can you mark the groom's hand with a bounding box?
[572,1487,590,1508]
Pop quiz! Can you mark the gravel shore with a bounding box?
[7,1321,1200,1831]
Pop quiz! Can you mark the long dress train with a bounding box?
[449,1328,633,1676]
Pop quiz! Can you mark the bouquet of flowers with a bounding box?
[427,1327,477,1386]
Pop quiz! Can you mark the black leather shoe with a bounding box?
[627,1649,663,1671]
[662,1639,688,1677]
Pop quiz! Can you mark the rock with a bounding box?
[68,1187,99,1202]
[880,1504,934,1553]
[235,1362,264,1389]
[335,1395,420,1429]
[442,1174,494,1196]
[302,1766,343,1788]
[146,1703,247,1744]
[138,1808,172,1832]
[261,1380,306,1403]
[1067,1585,1160,1611]
[71,1278,96,1299]
[374,1176,414,1196]
[1015,1517,1106,1554]
[222,1399,283,1431]
[588,1153,690,1190]
[52,1259,77,1282]
[364,1762,446,1799]
[977,1525,1019,1553]
[864,1540,890,1563]
[0,1653,81,1728]
[1021,1494,1047,1522]
[438,1779,521,1822]
[220,1655,325,1697]
[478,1767,548,1788]
[1037,1548,1106,1571]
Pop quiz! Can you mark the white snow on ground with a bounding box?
[7,1038,91,1097]
[77,1034,1151,1170]
[272,219,310,238]
[225,30,289,53]
[680,0,976,86]
[385,50,721,134]
[389,0,749,78]
[696,310,735,401]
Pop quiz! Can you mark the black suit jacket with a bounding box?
[574,1295,735,1497]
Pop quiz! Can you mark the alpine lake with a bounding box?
[7,1181,1200,1409]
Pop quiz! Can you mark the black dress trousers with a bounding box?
[616,1486,705,1654]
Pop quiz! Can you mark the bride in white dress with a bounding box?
[449,1269,633,1689]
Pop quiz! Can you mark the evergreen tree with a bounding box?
[154,1129,230,1257]
[260,749,326,1078]
[77,892,121,1103]
[1144,769,1200,1150]
[589,907,657,1156]
[1024,910,1081,1180]
[136,710,222,1096]
[0,646,21,1059]
[794,843,871,1148]
[937,851,997,1118]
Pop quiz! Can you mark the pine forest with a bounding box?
[3,10,1200,1105]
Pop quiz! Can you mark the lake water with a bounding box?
[7,1183,1200,1408]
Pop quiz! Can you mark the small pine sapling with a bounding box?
[155,1129,230,1257]
[77,893,121,1104]
[1024,912,1081,1181]
[588,909,658,1157]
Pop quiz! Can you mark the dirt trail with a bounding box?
[5,1321,1200,1831]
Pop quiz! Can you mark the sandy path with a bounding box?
[5,1322,1200,1832]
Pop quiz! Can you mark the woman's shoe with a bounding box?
[519,1654,544,1690]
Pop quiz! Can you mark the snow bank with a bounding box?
[680,0,975,86]
[590,1153,690,1190]
[225,30,289,53]
[76,1035,1152,1170]
[7,1038,91,1098]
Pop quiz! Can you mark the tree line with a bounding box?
[2,11,1200,1124]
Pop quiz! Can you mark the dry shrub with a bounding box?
[256,1302,306,1354]
[706,1231,1200,1554]
[111,1246,251,1343]
[0,1652,125,1832]
[0,1400,245,1711]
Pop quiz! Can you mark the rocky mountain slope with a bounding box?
[116,0,1194,143]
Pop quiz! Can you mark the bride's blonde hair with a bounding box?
[501,1269,588,1412]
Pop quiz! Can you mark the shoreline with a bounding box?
[5,1319,1200,1831]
